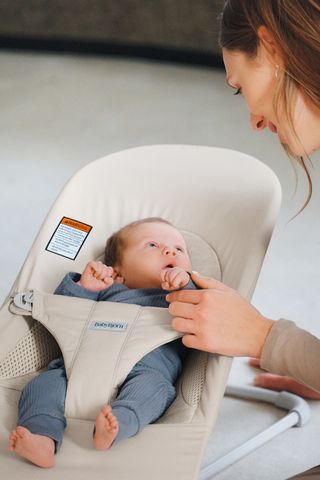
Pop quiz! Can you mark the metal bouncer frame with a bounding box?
[199,384,311,479]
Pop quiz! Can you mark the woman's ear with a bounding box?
[257,26,284,67]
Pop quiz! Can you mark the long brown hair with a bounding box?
[219,0,320,212]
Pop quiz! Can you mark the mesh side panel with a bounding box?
[0,322,61,378]
[181,350,208,407]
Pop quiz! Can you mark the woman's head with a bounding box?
[220,0,320,207]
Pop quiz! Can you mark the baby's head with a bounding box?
[104,217,192,289]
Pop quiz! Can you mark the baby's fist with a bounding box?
[78,261,114,292]
[160,267,190,291]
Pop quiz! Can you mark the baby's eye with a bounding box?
[176,246,184,253]
[147,242,158,248]
[233,88,242,96]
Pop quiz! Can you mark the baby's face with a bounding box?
[115,222,192,289]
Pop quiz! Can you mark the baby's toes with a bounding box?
[101,405,111,417]
[9,433,17,450]
[110,421,118,432]
[108,414,116,425]
[108,413,118,429]
[16,426,28,438]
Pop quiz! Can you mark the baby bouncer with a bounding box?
[0,145,309,479]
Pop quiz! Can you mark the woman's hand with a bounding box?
[166,272,274,358]
[249,358,320,399]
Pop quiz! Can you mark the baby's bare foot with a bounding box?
[93,405,119,450]
[9,426,55,468]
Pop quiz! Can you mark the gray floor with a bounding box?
[1,50,320,479]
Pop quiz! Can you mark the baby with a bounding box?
[9,217,196,468]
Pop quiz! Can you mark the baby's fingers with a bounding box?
[103,265,114,278]
[175,271,188,287]
[162,275,181,291]
[96,265,113,282]
[103,276,114,287]
[87,262,112,281]
[92,262,106,279]
[160,269,168,282]
[161,268,175,285]
[162,281,171,290]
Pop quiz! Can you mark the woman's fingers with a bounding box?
[249,358,261,369]
[172,317,196,335]
[181,334,200,349]
[169,284,273,357]
[249,359,320,399]
[166,289,203,305]
[254,373,320,400]
[166,273,228,304]
[168,300,198,319]
[190,272,228,290]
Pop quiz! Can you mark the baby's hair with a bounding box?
[104,217,173,266]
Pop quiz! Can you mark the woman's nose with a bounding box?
[250,113,267,131]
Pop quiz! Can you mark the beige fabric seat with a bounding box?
[0,145,281,479]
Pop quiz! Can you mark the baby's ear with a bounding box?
[115,276,124,285]
[112,266,125,284]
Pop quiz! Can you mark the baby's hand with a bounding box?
[160,267,190,291]
[78,261,114,292]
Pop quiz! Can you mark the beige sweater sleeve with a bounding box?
[260,319,320,393]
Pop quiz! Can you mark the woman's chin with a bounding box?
[279,137,314,157]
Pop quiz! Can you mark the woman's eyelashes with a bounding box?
[234,87,242,96]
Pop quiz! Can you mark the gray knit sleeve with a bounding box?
[183,278,198,290]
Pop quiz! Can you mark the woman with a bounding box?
[167,1,320,478]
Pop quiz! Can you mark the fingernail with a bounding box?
[253,376,262,386]
[191,270,201,276]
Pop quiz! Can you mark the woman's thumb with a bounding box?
[190,271,225,290]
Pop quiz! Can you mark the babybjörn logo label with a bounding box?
[90,321,128,332]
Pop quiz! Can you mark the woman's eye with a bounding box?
[234,88,242,96]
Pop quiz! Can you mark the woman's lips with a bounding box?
[278,131,287,144]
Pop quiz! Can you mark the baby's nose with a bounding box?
[163,246,176,256]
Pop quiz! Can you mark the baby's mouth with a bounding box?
[163,263,175,269]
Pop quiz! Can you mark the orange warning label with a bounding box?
[61,217,92,233]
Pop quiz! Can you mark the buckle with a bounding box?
[12,291,34,312]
